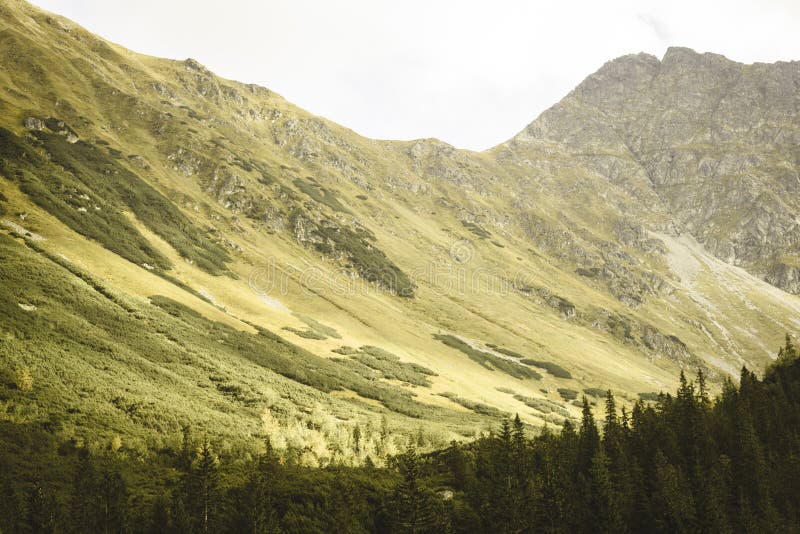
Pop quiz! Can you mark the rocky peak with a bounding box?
[503,47,800,294]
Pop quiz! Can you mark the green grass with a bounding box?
[435,334,540,380]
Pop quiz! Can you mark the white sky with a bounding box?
[30,0,800,151]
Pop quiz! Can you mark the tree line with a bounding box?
[3,337,800,532]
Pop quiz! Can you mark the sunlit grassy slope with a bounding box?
[1,0,799,462]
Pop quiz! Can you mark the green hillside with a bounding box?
[1,0,800,493]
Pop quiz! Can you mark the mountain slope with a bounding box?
[1,0,799,462]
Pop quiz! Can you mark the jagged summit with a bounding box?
[503,47,800,293]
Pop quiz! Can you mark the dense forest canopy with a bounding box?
[2,337,800,533]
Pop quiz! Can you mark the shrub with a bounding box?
[519,359,572,379]
[583,388,607,398]
[434,334,539,380]
[14,367,33,392]
[438,392,506,417]
[557,388,578,401]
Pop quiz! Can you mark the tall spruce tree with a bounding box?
[392,447,436,534]
[189,440,219,533]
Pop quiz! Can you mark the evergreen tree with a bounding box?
[392,447,436,534]
[353,424,362,455]
[188,440,220,533]
[147,495,171,534]
[577,397,599,474]
[240,438,280,534]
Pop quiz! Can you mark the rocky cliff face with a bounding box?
[502,47,800,293]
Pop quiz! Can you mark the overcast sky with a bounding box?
[30,0,800,150]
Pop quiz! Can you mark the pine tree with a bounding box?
[512,414,526,460]
[652,450,697,532]
[697,369,710,407]
[169,489,191,534]
[378,415,390,457]
[353,424,362,455]
[147,495,170,534]
[577,397,599,474]
[393,447,436,534]
[241,438,280,534]
[189,440,219,533]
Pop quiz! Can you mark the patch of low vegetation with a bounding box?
[284,314,341,340]
[434,334,540,380]
[295,314,341,339]
[296,213,415,297]
[330,357,382,381]
[512,394,570,417]
[557,388,579,401]
[486,344,523,358]
[294,178,349,213]
[0,128,170,270]
[461,220,490,238]
[438,392,506,417]
[638,391,662,402]
[495,386,517,395]
[583,388,608,398]
[282,326,327,340]
[520,359,573,379]
[334,345,437,387]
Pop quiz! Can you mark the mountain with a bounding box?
[1,0,799,467]
[503,47,800,292]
